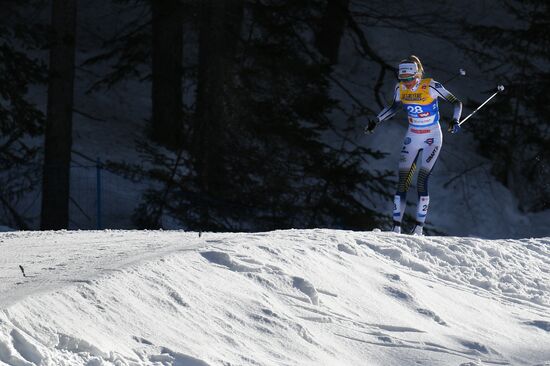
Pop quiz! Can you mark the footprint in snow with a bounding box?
[385,286,414,302]
[384,282,447,326]
[416,308,447,326]
[235,255,263,266]
[385,273,401,282]
[258,245,281,256]
[459,340,500,357]
[168,291,189,308]
[292,276,319,305]
[149,347,211,366]
[132,336,153,345]
[248,311,282,328]
[337,243,358,256]
[200,251,260,273]
[525,320,550,332]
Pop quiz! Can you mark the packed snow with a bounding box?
[0,229,549,365]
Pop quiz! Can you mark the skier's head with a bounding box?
[398,55,424,87]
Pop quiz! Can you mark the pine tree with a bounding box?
[134,0,393,231]
[315,0,350,65]
[0,1,47,229]
[82,0,152,90]
[87,0,394,231]
[83,0,191,149]
[192,0,244,229]
[460,0,550,211]
[41,0,78,229]
[151,0,184,148]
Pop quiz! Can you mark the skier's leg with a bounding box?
[393,136,421,232]
[413,130,442,234]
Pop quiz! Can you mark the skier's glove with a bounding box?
[364,119,378,134]
[448,119,460,134]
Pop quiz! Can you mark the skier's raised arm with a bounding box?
[429,79,463,133]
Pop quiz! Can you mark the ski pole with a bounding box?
[458,85,505,126]
[443,68,466,84]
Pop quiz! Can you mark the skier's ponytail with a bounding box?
[400,55,424,78]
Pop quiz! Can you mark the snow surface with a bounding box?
[1,229,549,365]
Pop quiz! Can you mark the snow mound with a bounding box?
[0,229,549,365]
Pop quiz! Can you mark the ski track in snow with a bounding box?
[0,229,548,365]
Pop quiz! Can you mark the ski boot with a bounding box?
[391,220,401,234]
[410,222,424,236]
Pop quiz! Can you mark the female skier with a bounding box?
[366,55,462,235]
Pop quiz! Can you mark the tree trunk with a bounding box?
[315,0,350,64]
[151,0,183,149]
[41,0,77,230]
[194,0,243,228]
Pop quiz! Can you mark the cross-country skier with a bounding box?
[366,55,462,235]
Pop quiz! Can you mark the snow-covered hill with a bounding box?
[1,230,549,365]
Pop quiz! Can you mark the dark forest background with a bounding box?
[0,0,548,233]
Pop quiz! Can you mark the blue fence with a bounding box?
[66,157,141,230]
[0,154,143,230]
